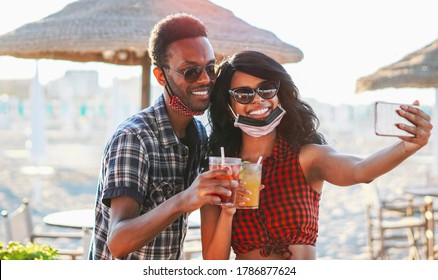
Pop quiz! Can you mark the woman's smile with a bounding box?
[247,106,271,118]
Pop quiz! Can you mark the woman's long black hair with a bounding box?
[207,50,326,157]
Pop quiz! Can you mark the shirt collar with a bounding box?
[153,95,201,148]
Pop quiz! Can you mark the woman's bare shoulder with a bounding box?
[299,144,339,173]
[300,143,336,157]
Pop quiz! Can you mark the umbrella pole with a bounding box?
[141,55,151,109]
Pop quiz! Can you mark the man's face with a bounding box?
[164,37,216,112]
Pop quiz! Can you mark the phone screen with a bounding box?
[374,101,415,137]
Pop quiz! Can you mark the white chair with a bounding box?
[183,227,202,260]
[81,228,92,260]
[1,198,88,260]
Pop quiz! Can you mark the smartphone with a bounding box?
[374,101,415,137]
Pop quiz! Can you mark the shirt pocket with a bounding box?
[146,179,184,207]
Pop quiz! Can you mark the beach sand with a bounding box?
[0,121,433,260]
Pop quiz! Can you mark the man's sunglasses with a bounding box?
[229,81,280,104]
[164,64,217,83]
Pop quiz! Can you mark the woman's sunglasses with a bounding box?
[228,81,280,104]
[164,64,217,83]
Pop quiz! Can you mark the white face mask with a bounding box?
[228,105,286,137]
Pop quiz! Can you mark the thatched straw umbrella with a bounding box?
[356,39,438,92]
[0,0,303,108]
[355,38,438,179]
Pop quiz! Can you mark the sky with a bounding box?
[0,0,437,106]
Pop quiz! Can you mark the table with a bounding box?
[43,208,201,229]
[43,209,95,229]
[404,185,438,197]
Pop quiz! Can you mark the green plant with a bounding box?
[0,241,59,260]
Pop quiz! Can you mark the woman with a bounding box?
[200,50,432,260]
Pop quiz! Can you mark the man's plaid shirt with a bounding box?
[90,95,207,259]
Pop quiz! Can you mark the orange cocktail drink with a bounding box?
[209,156,241,205]
[238,162,262,209]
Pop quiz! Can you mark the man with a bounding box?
[89,13,237,260]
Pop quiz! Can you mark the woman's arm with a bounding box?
[200,204,235,259]
[303,101,432,187]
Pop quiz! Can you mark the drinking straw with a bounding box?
[220,147,225,165]
[256,156,263,165]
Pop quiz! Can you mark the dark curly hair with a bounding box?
[148,13,208,67]
[207,50,326,157]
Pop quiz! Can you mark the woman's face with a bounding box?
[229,71,279,120]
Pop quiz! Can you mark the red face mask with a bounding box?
[162,67,206,117]
[169,95,204,117]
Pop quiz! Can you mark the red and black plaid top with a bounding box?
[232,136,321,259]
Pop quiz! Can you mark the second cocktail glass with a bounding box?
[238,162,262,209]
